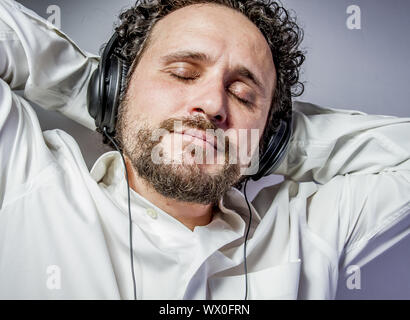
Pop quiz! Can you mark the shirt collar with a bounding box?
[90,151,260,244]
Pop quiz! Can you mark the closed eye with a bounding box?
[170,73,254,108]
[169,73,199,82]
[231,93,253,107]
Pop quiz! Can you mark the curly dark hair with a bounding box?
[106,0,305,172]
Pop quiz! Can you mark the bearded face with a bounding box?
[114,4,276,205]
[116,105,243,205]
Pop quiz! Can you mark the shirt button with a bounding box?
[146,208,158,219]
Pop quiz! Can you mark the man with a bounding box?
[0,0,409,299]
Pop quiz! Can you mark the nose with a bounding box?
[186,80,228,127]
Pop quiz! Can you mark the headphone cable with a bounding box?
[243,177,252,300]
[103,127,137,300]
[103,127,253,301]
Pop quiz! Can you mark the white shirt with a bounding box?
[0,0,409,299]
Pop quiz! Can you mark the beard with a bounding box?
[115,108,243,206]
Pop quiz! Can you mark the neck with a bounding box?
[124,157,215,231]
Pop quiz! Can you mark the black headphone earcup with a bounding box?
[251,118,292,181]
[100,57,129,135]
[87,32,128,135]
[100,55,121,134]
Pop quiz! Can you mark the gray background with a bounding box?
[16,0,410,299]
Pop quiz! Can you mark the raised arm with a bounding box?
[0,0,98,205]
[275,101,410,270]
[276,101,410,183]
[0,0,98,129]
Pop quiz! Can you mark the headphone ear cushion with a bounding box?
[87,32,124,134]
[120,63,130,98]
[251,117,292,181]
[87,67,103,128]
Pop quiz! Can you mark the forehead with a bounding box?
[146,4,276,89]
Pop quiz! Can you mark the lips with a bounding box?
[178,128,217,150]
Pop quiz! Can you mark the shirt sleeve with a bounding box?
[0,0,98,130]
[275,101,410,183]
[276,101,410,270]
[0,0,98,206]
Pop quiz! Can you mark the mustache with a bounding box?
[158,114,218,133]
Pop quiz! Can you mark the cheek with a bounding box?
[228,112,268,160]
[222,125,261,158]
[229,111,266,142]
[126,73,184,122]
[249,110,269,142]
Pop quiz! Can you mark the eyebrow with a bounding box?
[160,50,265,93]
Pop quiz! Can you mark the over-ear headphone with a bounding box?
[88,32,129,136]
[87,31,292,181]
